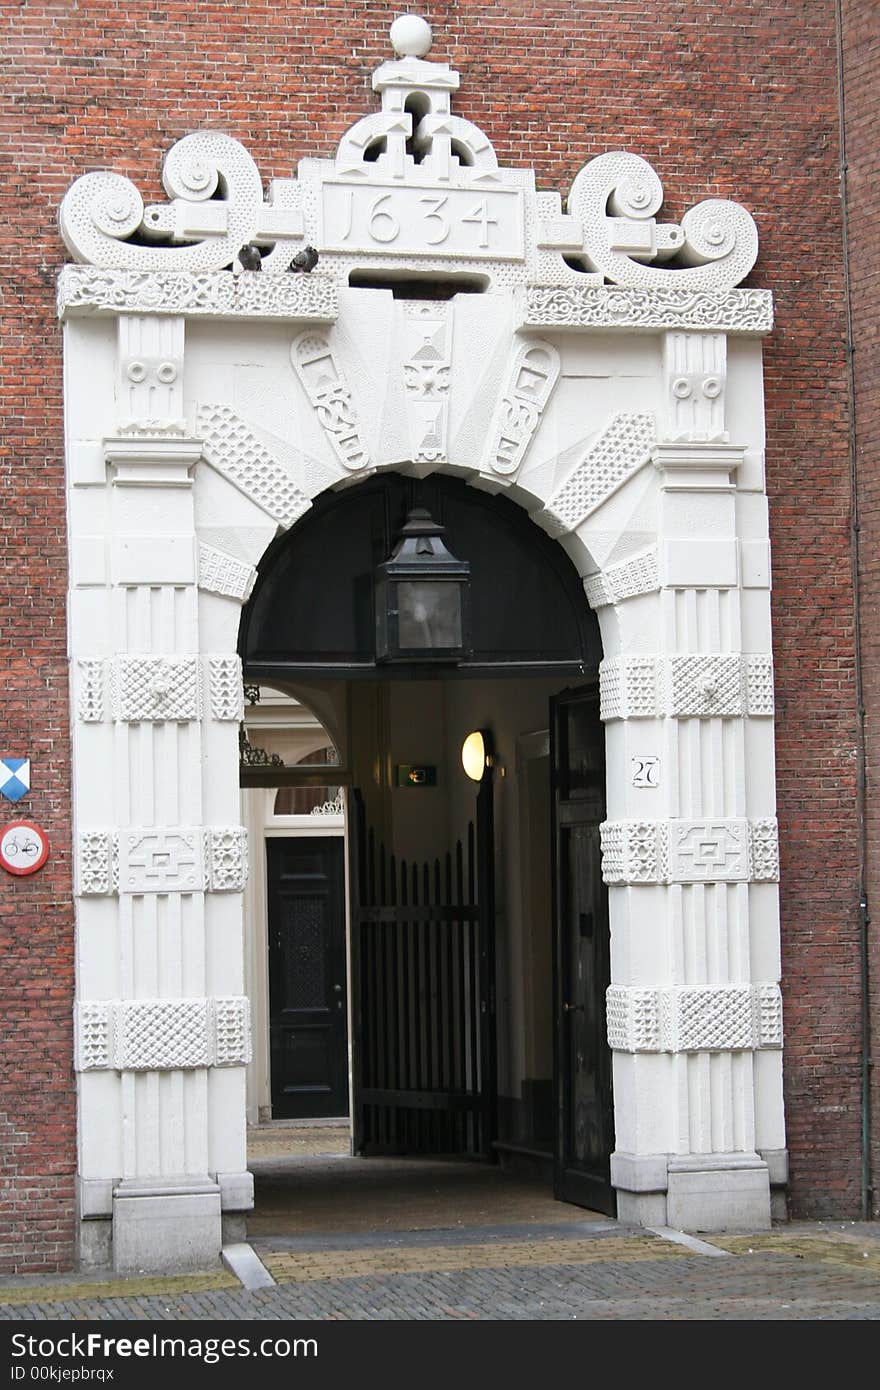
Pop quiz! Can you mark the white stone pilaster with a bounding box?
[599,438,779,1230]
[68,320,254,1269]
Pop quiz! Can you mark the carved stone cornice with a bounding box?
[516,284,773,336]
[58,266,339,323]
[103,434,202,487]
[652,441,746,491]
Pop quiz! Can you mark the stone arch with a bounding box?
[234,467,614,1160]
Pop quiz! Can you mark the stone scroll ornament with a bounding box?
[58,131,302,274]
[568,152,759,291]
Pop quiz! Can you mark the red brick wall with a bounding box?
[0,0,862,1267]
[2,0,79,1268]
[843,0,880,1219]
[755,3,862,1219]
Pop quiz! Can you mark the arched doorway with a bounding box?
[238,472,614,1211]
[60,18,783,1269]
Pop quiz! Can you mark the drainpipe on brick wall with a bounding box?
[836,0,873,1221]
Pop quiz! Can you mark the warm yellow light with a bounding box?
[461,730,488,782]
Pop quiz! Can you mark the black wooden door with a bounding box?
[267,837,349,1119]
[551,686,616,1213]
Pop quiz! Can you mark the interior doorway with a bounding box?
[267,835,348,1119]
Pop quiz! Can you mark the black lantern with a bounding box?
[375,508,471,663]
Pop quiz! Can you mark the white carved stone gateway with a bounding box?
[59,14,784,1260]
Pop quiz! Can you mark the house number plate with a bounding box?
[632,755,660,788]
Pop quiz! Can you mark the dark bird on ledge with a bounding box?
[288,245,319,273]
[237,243,263,271]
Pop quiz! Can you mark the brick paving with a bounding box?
[1,1125,879,1320]
[261,1232,689,1283]
[2,1237,880,1320]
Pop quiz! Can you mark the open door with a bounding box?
[551,685,615,1213]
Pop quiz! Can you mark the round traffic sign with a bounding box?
[1,820,50,876]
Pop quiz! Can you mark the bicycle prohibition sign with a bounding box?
[1,820,49,876]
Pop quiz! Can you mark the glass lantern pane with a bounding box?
[397,581,462,650]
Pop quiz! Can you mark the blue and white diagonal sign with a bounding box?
[0,758,31,803]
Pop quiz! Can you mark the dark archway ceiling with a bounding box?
[240,473,602,680]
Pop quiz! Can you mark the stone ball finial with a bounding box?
[390,14,432,58]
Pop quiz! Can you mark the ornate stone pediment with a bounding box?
[58,14,765,315]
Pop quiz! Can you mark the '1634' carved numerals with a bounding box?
[338,189,499,249]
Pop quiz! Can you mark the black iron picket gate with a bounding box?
[350,786,496,1158]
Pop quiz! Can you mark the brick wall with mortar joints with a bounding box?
[842,0,880,1219]
[0,0,862,1263]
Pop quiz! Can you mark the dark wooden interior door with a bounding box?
[551,685,616,1214]
[267,836,349,1119]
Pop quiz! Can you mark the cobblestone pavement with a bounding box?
[2,1123,879,1321]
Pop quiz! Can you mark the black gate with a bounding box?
[351,785,496,1157]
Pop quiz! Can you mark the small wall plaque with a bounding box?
[395,764,437,788]
[632,755,660,788]
[1,820,50,877]
[0,758,31,803]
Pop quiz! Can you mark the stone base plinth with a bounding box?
[666,1154,771,1232]
[611,1150,773,1232]
[112,1177,222,1274]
